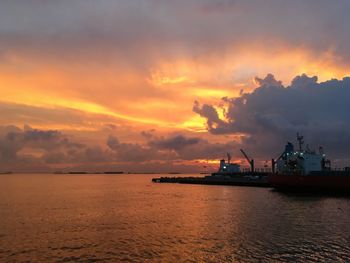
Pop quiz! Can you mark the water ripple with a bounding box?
[0,174,349,262]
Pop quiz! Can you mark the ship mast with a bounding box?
[297,133,304,152]
[227,153,231,164]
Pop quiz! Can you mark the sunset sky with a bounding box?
[1,0,350,172]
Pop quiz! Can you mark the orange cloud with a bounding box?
[1,42,350,136]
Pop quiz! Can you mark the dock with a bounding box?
[152,148,273,188]
[152,173,271,187]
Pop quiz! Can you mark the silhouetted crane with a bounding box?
[240,149,254,172]
[271,151,285,174]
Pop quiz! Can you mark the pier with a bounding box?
[152,173,271,187]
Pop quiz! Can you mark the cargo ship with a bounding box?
[268,134,350,192]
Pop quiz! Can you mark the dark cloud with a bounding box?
[107,135,174,162]
[0,125,118,171]
[140,130,156,140]
[8,126,83,151]
[176,139,236,161]
[148,134,235,160]
[193,101,232,134]
[107,134,234,163]
[148,135,200,150]
[193,74,350,163]
[0,125,84,164]
[0,125,238,171]
[42,152,67,164]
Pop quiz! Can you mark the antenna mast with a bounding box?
[297,133,304,152]
[227,153,231,164]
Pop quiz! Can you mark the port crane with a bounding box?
[271,151,285,174]
[240,149,254,172]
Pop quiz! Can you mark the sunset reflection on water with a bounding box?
[0,174,349,262]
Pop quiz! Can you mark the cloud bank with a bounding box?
[3,73,350,171]
[1,0,350,135]
[194,74,350,163]
[0,125,234,172]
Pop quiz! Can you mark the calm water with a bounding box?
[0,174,349,262]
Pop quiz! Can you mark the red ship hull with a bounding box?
[268,173,350,192]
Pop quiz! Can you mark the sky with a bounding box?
[1,0,350,172]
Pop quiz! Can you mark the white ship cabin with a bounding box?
[276,134,330,175]
[219,159,240,173]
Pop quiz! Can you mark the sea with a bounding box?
[0,174,349,262]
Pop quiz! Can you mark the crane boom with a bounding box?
[271,151,286,174]
[240,149,251,163]
[275,151,285,161]
[240,149,254,172]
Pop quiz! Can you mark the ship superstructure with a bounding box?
[275,133,331,175]
[269,133,350,192]
[218,153,240,173]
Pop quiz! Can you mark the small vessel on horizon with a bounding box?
[0,171,12,174]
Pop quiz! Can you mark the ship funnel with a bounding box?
[285,142,294,156]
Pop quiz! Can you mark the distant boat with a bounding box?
[68,171,87,174]
[103,171,124,174]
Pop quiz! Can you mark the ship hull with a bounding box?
[268,173,350,193]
